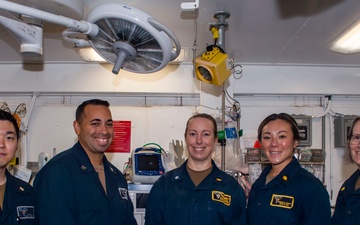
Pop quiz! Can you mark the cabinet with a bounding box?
[128,184,152,225]
[245,148,325,184]
[134,212,145,225]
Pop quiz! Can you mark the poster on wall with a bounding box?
[106,121,131,153]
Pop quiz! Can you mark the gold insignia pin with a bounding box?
[216,178,222,182]
[341,187,345,191]
[19,186,24,191]
[282,176,288,181]
[81,165,86,170]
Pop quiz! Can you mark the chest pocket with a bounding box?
[265,194,297,225]
[166,196,233,225]
[248,194,297,225]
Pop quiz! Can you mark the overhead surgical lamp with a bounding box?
[0,1,181,75]
[195,45,231,86]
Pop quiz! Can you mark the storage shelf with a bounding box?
[245,148,325,184]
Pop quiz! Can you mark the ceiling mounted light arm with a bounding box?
[0,0,98,36]
[62,29,91,48]
[0,15,43,57]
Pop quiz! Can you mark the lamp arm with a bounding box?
[0,16,42,45]
[0,15,43,56]
[62,29,91,48]
[0,1,99,36]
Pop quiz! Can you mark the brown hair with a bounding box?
[257,113,300,142]
[184,113,218,138]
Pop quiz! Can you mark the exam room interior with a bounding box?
[0,0,360,206]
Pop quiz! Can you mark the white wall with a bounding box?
[25,103,195,172]
[0,62,360,206]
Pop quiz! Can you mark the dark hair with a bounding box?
[257,113,300,142]
[346,117,360,163]
[0,109,20,139]
[75,99,110,122]
[184,113,218,138]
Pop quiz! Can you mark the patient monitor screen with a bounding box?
[137,155,159,171]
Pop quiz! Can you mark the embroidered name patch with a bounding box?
[212,190,231,206]
[270,194,294,209]
[17,206,35,219]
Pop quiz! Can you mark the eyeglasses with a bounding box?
[349,135,360,145]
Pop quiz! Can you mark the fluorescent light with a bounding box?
[330,19,360,54]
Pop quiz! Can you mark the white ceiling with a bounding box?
[0,0,360,67]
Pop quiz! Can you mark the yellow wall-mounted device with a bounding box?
[195,46,231,86]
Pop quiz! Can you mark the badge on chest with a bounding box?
[17,206,35,219]
[270,194,294,209]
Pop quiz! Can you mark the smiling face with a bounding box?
[185,117,217,168]
[74,104,114,158]
[260,119,299,170]
[0,120,18,169]
[349,120,360,167]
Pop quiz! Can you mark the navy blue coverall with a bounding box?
[0,170,36,225]
[247,157,331,225]
[33,142,137,225]
[332,169,360,225]
[145,160,247,225]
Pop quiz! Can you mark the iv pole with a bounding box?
[213,11,230,171]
